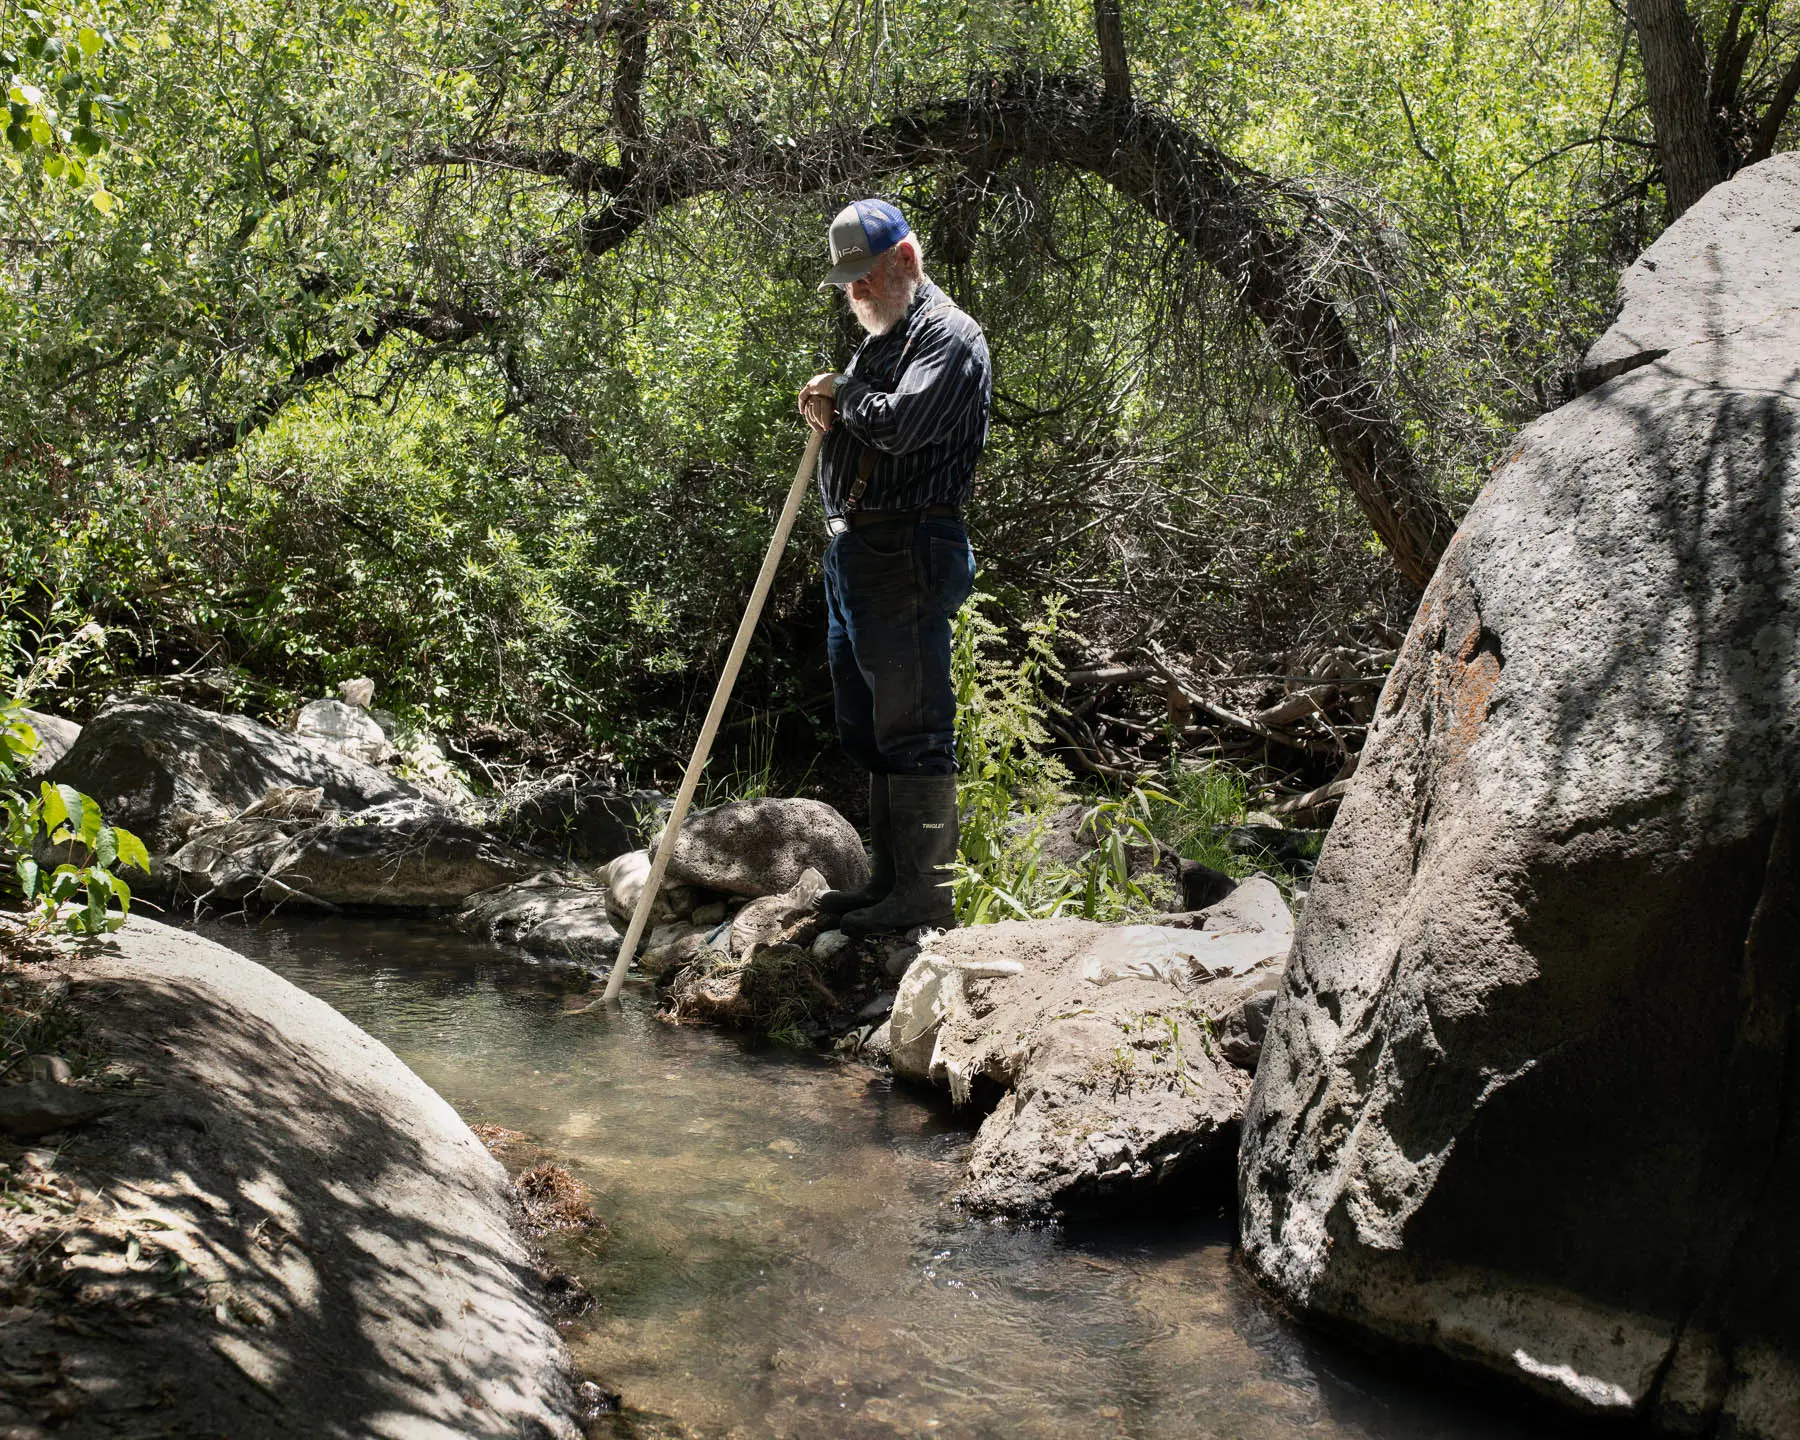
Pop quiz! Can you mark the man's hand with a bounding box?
[798,371,838,434]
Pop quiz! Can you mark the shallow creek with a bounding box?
[199,915,1574,1440]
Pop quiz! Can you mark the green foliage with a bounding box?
[0,700,147,936]
[1142,759,1255,877]
[947,593,1256,924]
[5,0,1766,784]
[2,3,127,208]
[949,592,1070,923]
[952,593,1071,859]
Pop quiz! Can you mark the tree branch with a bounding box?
[1750,45,1800,161]
[612,5,650,171]
[176,300,499,462]
[1710,2,1748,110]
[422,72,1457,583]
[1095,0,1131,104]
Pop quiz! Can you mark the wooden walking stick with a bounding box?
[592,427,825,1006]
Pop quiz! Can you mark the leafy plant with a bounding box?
[0,700,147,936]
[949,597,1198,925]
[949,593,1074,923]
[2,4,128,209]
[1141,760,1255,877]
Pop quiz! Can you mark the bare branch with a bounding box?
[1094,0,1131,104]
[1750,45,1800,160]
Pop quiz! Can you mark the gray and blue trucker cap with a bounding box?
[820,199,911,289]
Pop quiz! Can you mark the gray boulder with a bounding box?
[259,799,539,910]
[658,798,866,897]
[165,786,326,903]
[1240,154,1800,1438]
[18,708,80,780]
[728,868,830,958]
[47,697,417,855]
[890,877,1293,1218]
[638,920,714,977]
[598,849,703,927]
[496,778,648,862]
[294,697,393,766]
[457,873,621,967]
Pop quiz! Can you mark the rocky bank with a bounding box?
[0,917,583,1439]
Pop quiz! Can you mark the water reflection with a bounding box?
[197,915,1586,1440]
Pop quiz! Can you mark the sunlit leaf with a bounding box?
[114,828,150,874]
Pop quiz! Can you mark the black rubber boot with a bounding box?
[818,773,893,917]
[842,774,959,936]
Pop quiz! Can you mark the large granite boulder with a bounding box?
[891,877,1292,1218]
[259,800,540,910]
[457,873,622,967]
[658,797,867,897]
[1239,154,1800,1438]
[47,697,417,855]
[19,708,80,780]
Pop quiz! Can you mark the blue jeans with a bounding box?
[823,517,976,775]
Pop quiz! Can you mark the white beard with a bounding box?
[850,275,920,335]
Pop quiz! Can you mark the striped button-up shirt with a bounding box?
[820,279,992,517]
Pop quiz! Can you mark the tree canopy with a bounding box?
[3,0,1795,767]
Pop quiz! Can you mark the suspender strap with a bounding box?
[844,301,955,513]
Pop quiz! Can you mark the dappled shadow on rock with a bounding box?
[8,918,580,1439]
[1239,153,1800,1436]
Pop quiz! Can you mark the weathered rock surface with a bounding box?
[165,786,326,903]
[457,873,621,966]
[728,868,830,957]
[638,920,713,977]
[658,797,867,897]
[1579,155,1800,389]
[1240,153,1800,1438]
[258,799,540,910]
[293,697,393,767]
[48,697,418,855]
[496,778,648,863]
[19,707,80,780]
[0,1078,122,1137]
[599,849,702,927]
[891,878,1293,1218]
[8,916,581,1438]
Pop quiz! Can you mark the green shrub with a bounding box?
[945,594,1274,925]
[0,701,147,937]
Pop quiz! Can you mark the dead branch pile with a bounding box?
[1046,633,1400,823]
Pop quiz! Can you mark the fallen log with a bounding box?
[1268,779,1353,817]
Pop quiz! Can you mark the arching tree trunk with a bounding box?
[430,75,1460,585]
[1631,0,1729,217]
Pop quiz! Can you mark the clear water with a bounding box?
[198,915,1582,1440]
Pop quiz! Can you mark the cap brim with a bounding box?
[818,253,879,291]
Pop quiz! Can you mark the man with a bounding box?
[796,198,992,936]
